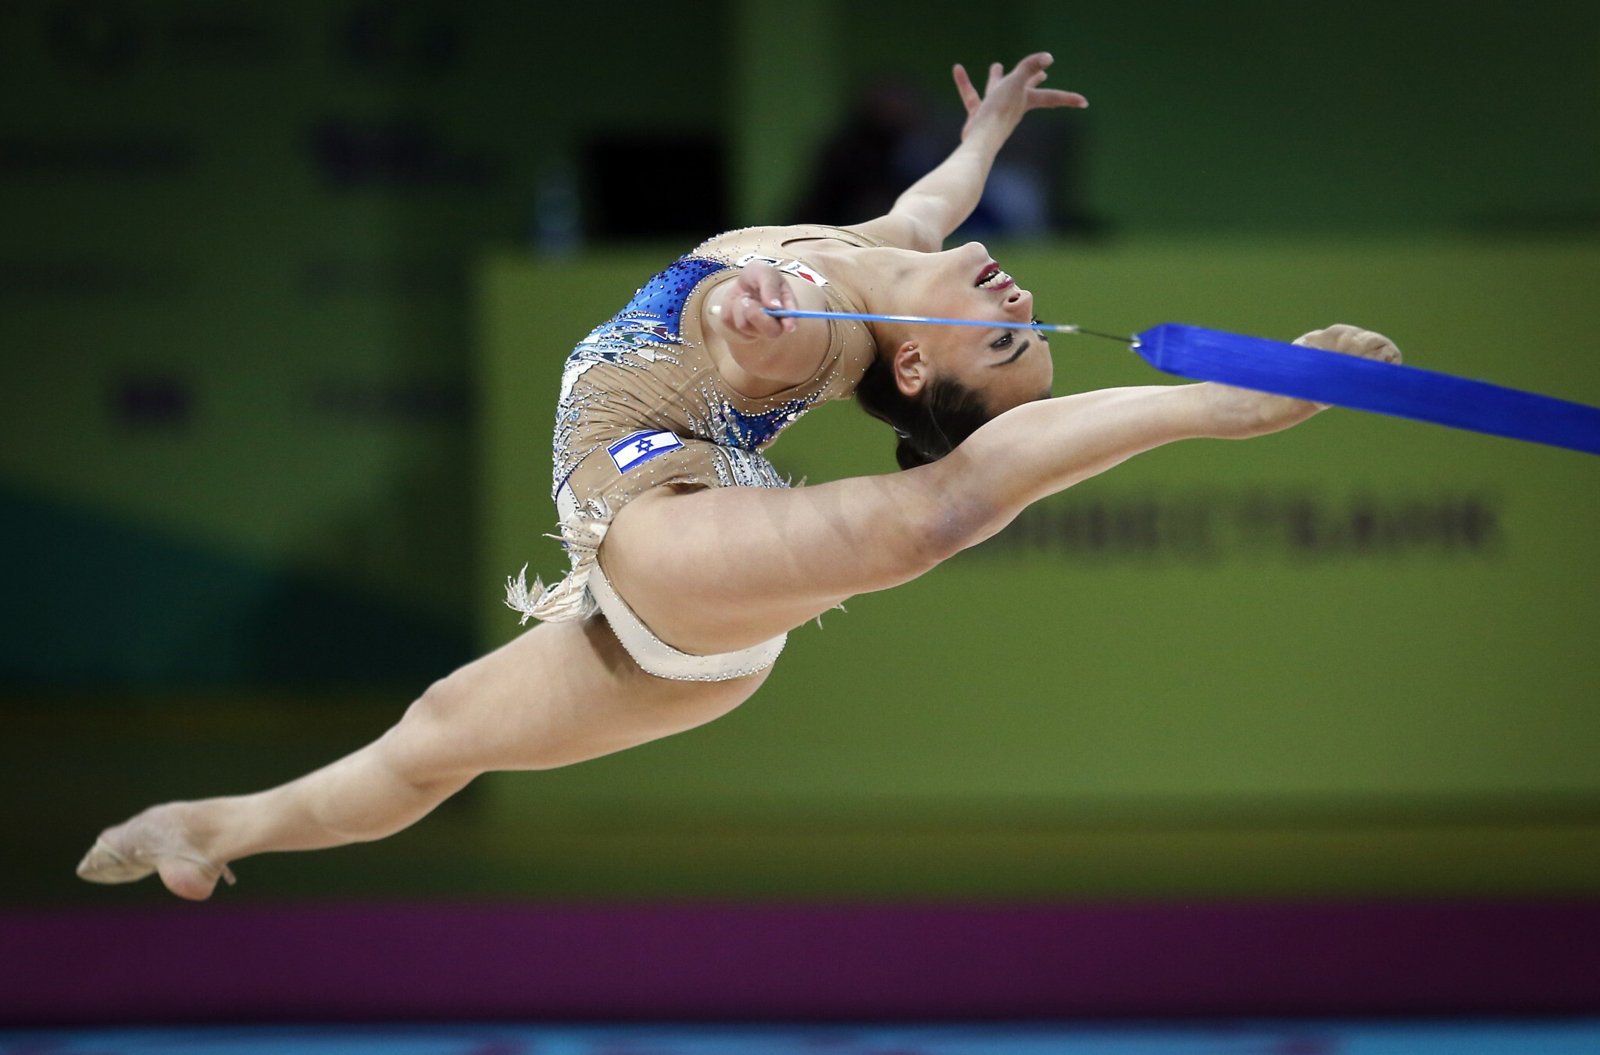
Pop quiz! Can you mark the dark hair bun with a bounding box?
[856,356,993,471]
[894,436,933,470]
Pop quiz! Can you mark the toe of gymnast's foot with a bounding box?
[76,804,236,901]
[1293,323,1402,365]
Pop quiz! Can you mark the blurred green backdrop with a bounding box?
[2,0,1596,903]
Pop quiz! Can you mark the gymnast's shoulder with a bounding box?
[692,219,930,258]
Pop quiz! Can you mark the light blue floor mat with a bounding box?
[3,1021,1599,1054]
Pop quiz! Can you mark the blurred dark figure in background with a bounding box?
[790,79,937,228]
[791,75,1102,239]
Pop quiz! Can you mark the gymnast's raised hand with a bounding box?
[708,260,800,339]
[953,51,1088,145]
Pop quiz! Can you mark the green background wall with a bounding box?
[4,0,1597,903]
[1,0,730,683]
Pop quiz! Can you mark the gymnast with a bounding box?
[79,52,1400,899]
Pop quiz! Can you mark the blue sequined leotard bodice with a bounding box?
[550,225,881,500]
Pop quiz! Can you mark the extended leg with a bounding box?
[80,617,767,899]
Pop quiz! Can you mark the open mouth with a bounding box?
[975,261,1014,291]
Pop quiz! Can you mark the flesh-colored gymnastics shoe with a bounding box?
[76,808,236,900]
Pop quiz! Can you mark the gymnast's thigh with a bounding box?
[599,468,950,657]
[416,616,769,775]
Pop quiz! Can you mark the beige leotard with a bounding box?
[506,224,882,627]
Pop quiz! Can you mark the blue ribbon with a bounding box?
[1135,324,1600,457]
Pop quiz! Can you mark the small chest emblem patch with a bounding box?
[608,430,684,474]
[780,260,828,286]
[734,253,830,287]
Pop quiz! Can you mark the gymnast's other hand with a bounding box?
[1208,324,1402,437]
[953,52,1088,146]
[708,260,797,342]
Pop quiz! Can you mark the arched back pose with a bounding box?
[79,53,1399,900]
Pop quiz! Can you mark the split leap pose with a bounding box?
[79,53,1400,899]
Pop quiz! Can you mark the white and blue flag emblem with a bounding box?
[607,430,684,474]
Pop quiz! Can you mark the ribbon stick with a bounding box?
[1135,324,1600,457]
[766,307,1132,342]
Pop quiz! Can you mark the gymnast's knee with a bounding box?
[904,467,1003,567]
[379,679,484,792]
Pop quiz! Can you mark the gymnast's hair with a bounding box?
[853,354,993,470]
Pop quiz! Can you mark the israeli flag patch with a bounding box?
[607,430,684,474]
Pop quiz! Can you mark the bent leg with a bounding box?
[603,385,1223,655]
[601,469,962,656]
[81,617,767,899]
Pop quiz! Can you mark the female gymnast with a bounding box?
[78,52,1400,900]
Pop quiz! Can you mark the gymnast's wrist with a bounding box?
[964,123,1010,160]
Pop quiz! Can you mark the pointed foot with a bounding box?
[76,806,236,901]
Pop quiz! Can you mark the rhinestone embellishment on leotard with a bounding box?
[552,257,730,491]
[706,396,812,450]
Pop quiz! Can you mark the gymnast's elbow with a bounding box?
[909,454,1011,561]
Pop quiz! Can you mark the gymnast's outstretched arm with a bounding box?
[854,52,1087,251]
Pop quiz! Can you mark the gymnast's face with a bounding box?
[888,241,1055,413]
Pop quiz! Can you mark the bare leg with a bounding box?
[605,332,1398,654]
[605,384,1225,655]
[80,617,768,899]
